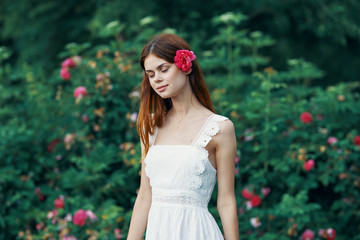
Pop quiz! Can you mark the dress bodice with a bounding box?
[144,114,229,208]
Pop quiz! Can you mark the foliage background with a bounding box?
[0,0,359,239]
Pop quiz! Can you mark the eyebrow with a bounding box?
[145,63,168,73]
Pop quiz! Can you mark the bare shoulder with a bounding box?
[213,116,236,147]
[219,118,235,134]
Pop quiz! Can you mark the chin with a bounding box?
[156,91,172,99]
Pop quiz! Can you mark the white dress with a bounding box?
[144,114,228,240]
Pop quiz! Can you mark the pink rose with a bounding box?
[82,114,89,123]
[174,50,196,72]
[47,209,58,219]
[36,223,44,230]
[73,86,88,99]
[60,68,71,80]
[241,188,252,199]
[130,112,138,123]
[353,135,360,146]
[304,159,315,171]
[261,187,271,197]
[327,137,338,145]
[86,210,97,221]
[300,112,313,124]
[65,213,72,222]
[54,196,64,209]
[73,209,87,226]
[250,195,261,207]
[301,229,314,240]
[114,228,123,239]
[326,228,336,240]
[250,217,261,228]
[61,58,76,68]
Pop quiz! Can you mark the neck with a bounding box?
[169,85,203,118]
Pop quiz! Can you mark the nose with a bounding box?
[153,72,163,83]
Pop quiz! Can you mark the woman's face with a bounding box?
[144,54,190,99]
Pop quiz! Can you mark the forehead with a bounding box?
[144,54,169,71]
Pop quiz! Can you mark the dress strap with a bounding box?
[192,114,228,148]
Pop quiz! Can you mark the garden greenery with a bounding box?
[0,10,360,240]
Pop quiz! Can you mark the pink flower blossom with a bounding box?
[244,128,254,141]
[304,159,315,171]
[327,137,338,145]
[300,112,313,124]
[64,133,76,147]
[73,209,87,226]
[56,155,62,161]
[326,228,336,240]
[36,223,44,230]
[241,188,252,199]
[250,217,261,228]
[114,228,123,239]
[250,195,261,207]
[61,58,76,68]
[96,73,104,81]
[301,229,314,240]
[65,213,72,222]
[261,187,271,197]
[82,114,89,123]
[234,167,239,175]
[235,156,240,163]
[54,196,64,209]
[73,86,88,99]
[130,112,138,123]
[60,68,71,80]
[47,209,58,219]
[86,210,97,221]
[72,56,82,65]
[129,91,140,98]
[174,50,196,72]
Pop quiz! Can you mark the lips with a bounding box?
[157,85,168,92]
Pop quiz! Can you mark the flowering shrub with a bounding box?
[203,13,360,239]
[0,13,359,240]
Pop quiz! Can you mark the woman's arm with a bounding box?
[127,141,152,240]
[215,120,239,240]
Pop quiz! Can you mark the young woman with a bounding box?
[127,33,239,240]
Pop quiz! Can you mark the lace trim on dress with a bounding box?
[152,189,207,208]
[187,114,228,190]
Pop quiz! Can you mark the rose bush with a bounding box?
[1,12,359,240]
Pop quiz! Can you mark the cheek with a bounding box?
[147,77,157,89]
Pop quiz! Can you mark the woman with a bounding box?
[127,33,239,240]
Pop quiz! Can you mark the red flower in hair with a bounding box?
[174,50,196,72]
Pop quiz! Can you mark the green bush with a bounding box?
[0,13,359,240]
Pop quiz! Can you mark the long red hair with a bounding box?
[136,33,215,156]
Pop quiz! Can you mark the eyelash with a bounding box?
[148,69,168,78]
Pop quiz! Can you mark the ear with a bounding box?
[185,68,192,75]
